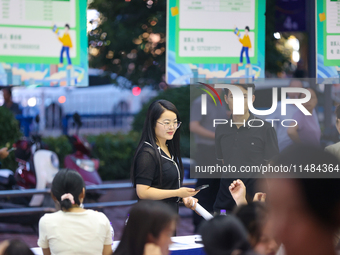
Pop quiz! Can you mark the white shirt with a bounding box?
[38,210,112,255]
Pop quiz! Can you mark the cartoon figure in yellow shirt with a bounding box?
[55,24,73,69]
[235,26,251,68]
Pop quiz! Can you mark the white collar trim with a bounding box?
[144,141,174,160]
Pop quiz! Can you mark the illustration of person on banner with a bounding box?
[234,26,252,68]
[53,24,73,69]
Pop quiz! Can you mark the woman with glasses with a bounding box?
[131,99,199,214]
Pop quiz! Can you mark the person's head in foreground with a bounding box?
[114,200,178,255]
[335,104,340,134]
[199,215,257,255]
[234,202,278,255]
[268,144,340,255]
[51,169,86,211]
[0,239,34,255]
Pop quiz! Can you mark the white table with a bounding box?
[31,235,204,255]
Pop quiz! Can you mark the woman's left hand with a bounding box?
[182,197,198,210]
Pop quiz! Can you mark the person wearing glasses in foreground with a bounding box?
[131,100,199,214]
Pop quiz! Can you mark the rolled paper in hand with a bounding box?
[195,203,213,220]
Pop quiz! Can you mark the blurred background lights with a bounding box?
[273,32,281,39]
[58,96,66,104]
[288,36,300,51]
[287,35,300,63]
[28,97,37,107]
[132,86,141,96]
[292,51,300,63]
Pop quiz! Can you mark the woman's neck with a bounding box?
[63,205,86,213]
[156,139,167,149]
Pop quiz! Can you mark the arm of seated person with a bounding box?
[136,184,198,200]
[42,248,51,255]
[229,179,247,205]
[229,180,266,205]
[103,244,112,255]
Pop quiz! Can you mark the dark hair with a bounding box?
[336,104,340,120]
[3,239,34,255]
[114,200,178,255]
[131,99,183,185]
[65,24,70,29]
[233,202,268,246]
[199,215,256,255]
[2,87,12,97]
[224,83,255,98]
[273,144,340,230]
[245,26,250,31]
[51,169,85,210]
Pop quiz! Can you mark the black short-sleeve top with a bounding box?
[134,141,181,203]
[215,112,279,170]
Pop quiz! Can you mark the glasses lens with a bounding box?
[162,122,182,130]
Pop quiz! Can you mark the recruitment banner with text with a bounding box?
[0,0,88,86]
[166,0,266,85]
[316,0,340,80]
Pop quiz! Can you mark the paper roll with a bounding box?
[195,203,213,220]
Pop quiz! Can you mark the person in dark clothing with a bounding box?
[131,99,199,213]
[190,88,227,232]
[1,87,21,115]
[214,84,279,213]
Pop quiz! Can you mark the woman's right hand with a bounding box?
[177,187,199,198]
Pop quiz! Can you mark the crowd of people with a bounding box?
[4,145,338,255]
[1,81,340,255]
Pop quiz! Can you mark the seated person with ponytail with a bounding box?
[37,169,112,255]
